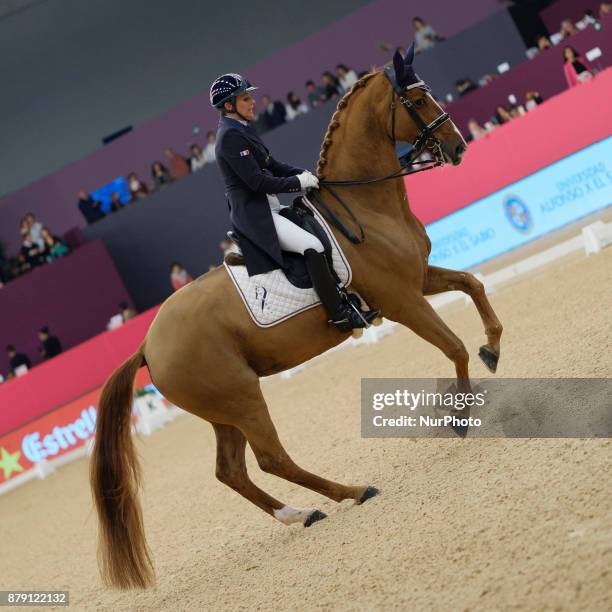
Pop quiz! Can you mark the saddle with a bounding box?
[227,198,340,289]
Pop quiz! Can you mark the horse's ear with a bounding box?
[404,43,415,67]
[392,50,405,86]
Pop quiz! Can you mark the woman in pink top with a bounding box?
[563,46,593,88]
[170,262,193,291]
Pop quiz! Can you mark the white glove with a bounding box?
[297,170,319,190]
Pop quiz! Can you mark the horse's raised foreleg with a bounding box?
[424,265,502,372]
[237,392,378,516]
[392,293,471,391]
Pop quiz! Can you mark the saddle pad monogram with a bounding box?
[224,198,352,327]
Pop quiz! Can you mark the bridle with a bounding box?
[311,69,454,243]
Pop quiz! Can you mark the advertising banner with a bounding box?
[427,137,612,270]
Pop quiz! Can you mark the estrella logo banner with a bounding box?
[427,137,612,270]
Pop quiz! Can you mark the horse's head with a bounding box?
[384,46,466,166]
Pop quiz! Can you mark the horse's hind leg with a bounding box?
[214,423,327,527]
[237,391,379,511]
[424,265,503,373]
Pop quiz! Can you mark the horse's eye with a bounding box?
[415,98,426,108]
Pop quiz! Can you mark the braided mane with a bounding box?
[316,72,378,177]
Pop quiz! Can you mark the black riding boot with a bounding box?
[304,249,380,332]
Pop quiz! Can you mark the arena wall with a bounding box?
[0,240,133,374]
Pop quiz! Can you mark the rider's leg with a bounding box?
[271,213,379,331]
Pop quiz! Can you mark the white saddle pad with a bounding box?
[224,198,352,327]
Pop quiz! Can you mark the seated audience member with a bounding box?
[38,326,62,360]
[25,213,45,249]
[467,119,489,141]
[336,64,359,93]
[536,35,552,51]
[19,233,45,270]
[493,104,513,125]
[576,9,600,29]
[127,172,149,199]
[77,190,105,224]
[170,262,193,291]
[151,161,174,189]
[321,71,343,101]
[479,74,496,86]
[413,17,441,53]
[305,80,326,107]
[190,144,207,172]
[260,94,287,130]
[41,227,70,261]
[560,19,579,38]
[600,2,612,17]
[165,148,190,179]
[120,301,137,322]
[525,91,544,111]
[455,78,478,98]
[563,46,593,87]
[285,92,309,120]
[110,192,122,212]
[6,344,32,376]
[203,131,217,163]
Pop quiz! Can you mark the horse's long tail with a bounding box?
[89,346,154,589]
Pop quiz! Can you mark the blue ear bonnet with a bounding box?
[391,44,424,89]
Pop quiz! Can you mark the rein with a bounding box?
[311,69,451,244]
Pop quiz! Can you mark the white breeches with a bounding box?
[271,211,324,254]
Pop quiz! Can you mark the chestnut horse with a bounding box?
[91,55,503,589]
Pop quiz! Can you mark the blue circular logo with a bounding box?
[503,196,533,234]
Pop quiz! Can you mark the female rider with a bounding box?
[210,73,378,332]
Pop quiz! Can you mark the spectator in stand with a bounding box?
[190,144,207,172]
[6,345,31,376]
[119,301,137,322]
[576,10,600,30]
[321,71,343,101]
[479,74,497,86]
[285,92,309,120]
[19,233,45,270]
[536,35,552,51]
[467,119,489,141]
[151,161,173,189]
[455,78,479,98]
[110,192,122,212]
[336,64,358,93]
[24,213,44,249]
[41,227,70,261]
[413,17,440,54]
[525,91,544,111]
[305,80,326,107]
[38,326,62,360]
[165,148,190,179]
[563,46,593,88]
[170,262,193,291]
[77,190,105,224]
[127,172,149,199]
[203,131,217,163]
[260,94,287,130]
[493,105,513,125]
[560,19,579,38]
[601,2,612,17]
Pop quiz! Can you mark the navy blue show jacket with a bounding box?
[215,116,303,276]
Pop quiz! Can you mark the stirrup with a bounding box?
[330,294,380,332]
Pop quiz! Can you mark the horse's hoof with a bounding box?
[352,328,364,339]
[372,317,383,327]
[358,486,380,504]
[478,346,499,373]
[451,422,469,438]
[304,510,327,527]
